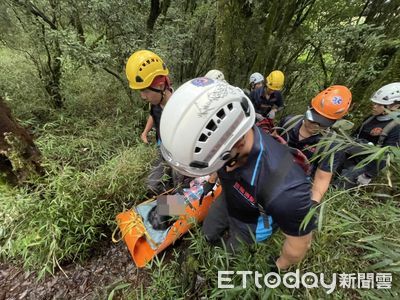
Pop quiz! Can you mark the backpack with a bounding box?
[357,116,399,146]
[255,117,311,175]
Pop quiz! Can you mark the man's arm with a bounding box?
[276,232,312,270]
[311,168,332,203]
[141,115,154,144]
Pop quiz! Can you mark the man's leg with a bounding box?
[339,165,367,189]
[225,218,256,253]
[171,168,192,193]
[202,192,229,246]
[146,152,172,196]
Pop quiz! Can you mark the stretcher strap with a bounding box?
[112,188,176,247]
[112,210,158,249]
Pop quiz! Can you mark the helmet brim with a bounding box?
[370,98,391,105]
[305,109,336,128]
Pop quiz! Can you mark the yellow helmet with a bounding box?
[125,50,169,90]
[266,70,285,91]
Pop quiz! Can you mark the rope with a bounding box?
[112,187,176,247]
[112,210,158,249]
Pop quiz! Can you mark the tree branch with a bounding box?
[310,42,329,88]
[102,66,125,86]
[14,0,57,30]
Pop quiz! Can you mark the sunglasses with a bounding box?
[304,118,331,129]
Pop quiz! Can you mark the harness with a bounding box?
[356,116,399,146]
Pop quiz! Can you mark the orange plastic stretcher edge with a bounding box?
[116,185,221,268]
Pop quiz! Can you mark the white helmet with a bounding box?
[371,82,400,105]
[204,69,225,81]
[249,72,264,85]
[160,78,255,177]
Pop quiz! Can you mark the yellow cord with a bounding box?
[112,188,176,248]
[112,210,158,248]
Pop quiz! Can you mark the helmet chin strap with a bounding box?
[157,91,165,106]
[147,86,165,105]
[376,114,393,121]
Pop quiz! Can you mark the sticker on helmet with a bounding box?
[191,77,214,87]
[332,96,342,105]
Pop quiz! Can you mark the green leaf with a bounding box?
[107,283,131,300]
[366,259,393,271]
[357,235,383,242]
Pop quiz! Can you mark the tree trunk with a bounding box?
[216,0,254,85]
[147,0,171,32]
[0,97,44,185]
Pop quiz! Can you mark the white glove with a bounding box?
[255,113,264,121]
[267,110,276,119]
[357,174,372,185]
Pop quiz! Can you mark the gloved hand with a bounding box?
[267,109,276,119]
[357,173,372,185]
[199,181,216,205]
[255,113,264,122]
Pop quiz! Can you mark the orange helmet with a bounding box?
[311,85,352,120]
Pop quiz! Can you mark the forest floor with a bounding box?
[0,241,146,300]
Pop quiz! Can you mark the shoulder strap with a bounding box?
[255,129,295,214]
[356,115,375,139]
[378,119,399,146]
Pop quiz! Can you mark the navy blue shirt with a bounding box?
[217,126,315,236]
[353,115,400,176]
[355,116,400,147]
[150,104,163,143]
[279,116,343,174]
[249,87,284,116]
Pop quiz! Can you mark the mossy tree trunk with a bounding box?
[0,97,43,185]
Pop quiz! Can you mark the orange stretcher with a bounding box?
[115,185,221,268]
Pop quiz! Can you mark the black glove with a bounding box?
[199,181,216,206]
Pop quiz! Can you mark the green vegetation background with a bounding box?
[0,0,399,298]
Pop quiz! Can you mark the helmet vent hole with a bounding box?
[189,161,208,168]
[206,120,217,131]
[135,76,143,83]
[227,103,233,110]
[146,60,150,64]
[142,63,146,67]
[195,147,201,153]
[216,109,226,119]
[139,68,142,71]
[199,133,208,142]
[240,97,250,116]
